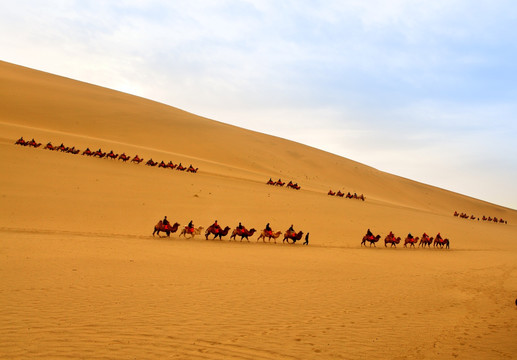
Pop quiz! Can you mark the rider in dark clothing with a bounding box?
[366,229,373,237]
[265,223,272,231]
[163,216,170,226]
[188,220,193,229]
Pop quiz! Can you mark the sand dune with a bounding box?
[1,60,516,359]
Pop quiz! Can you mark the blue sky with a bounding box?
[2,0,516,209]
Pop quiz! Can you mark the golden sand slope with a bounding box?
[1,60,516,359]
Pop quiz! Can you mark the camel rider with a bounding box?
[212,220,221,233]
[436,232,443,241]
[407,233,413,239]
[366,229,373,238]
[265,223,272,235]
[187,220,194,233]
[163,216,170,230]
[288,224,295,236]
[423,232,428,240]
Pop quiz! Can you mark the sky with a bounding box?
[1,0,516,209]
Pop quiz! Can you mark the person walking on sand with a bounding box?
[303,232,309,245]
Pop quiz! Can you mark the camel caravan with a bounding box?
[361,229,450,249]
[154,218,309,245]
[266,178,301,190]
[453,211,508,224]
[14,137,199,173]
[328,190,365,201]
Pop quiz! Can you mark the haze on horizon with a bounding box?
[1,0,516,209]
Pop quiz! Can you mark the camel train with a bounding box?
[361,230,450,249]
[266,178,301,190]
[14,137,199,173]
[328,190,365,201]
[153,219,305,245]
[454,211,507,224]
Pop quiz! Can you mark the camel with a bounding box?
[153,221,180,237]
[179,226,204,238]
[328,190,336,196]
[419,235,433,248]
[229,228,257,242]
[433,237,450,249]
[166,161,177,169]
[131,156,143,164]
[27,139,41,147]
[93,150,106,158]
[336,191,344,197]
[361,234,381,247]
[187,166,198,173]
[205,225,231,240]
[384,234,401,247]
[404,236,420,248]
[283,230,304,244]
[56,144,67,152]
[45,143,58,151]
[257,230,282,243]
[15,137,27,146]
[267,179,275,185]
[118,153,130,162]
[146,159,157,166]
[274,180,285,186]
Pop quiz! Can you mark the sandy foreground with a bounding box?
[1,61,517,359]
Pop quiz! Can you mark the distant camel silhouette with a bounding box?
[131,156,143,164]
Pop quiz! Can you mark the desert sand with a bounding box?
[1,60,516,359]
